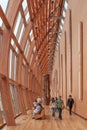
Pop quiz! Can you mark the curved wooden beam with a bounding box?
[6,0,22,28]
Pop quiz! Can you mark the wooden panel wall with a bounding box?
[51,0,87,119]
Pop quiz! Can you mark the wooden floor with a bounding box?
[1,106,87,130]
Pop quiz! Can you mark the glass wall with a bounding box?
[9,49,18,81]
[9,85,21,116]
[0,0,9,13]
[22,0,30,23]
[18,24,25,44]
[24,39,30,57]
[14,12,22,36]
[0,92,6,126]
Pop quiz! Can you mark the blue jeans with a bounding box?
[51,108,56,117]
[58,108,62,120]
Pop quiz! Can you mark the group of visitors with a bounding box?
[50,95,74,120]
[32,95,74,120]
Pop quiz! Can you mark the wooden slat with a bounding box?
[20,6,26,25]
[6,0,22,28]
[21,21,32,50]
[0,27,3,34]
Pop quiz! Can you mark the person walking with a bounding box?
[50,97,57,119]
[67,95,74,115]
[56,96,64,120]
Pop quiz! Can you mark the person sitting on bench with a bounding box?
[32,103,43,119]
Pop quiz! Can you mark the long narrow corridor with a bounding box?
[0,0,87,129]
[2,107,87,130]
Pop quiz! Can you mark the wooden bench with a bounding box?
[34,108,45,119]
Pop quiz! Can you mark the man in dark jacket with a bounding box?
[67,95,74,115]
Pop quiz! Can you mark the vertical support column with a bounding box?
[17,53,27,114]
[64,31,67,104]
[32,74,34,101]
[42,75,47,105]
[78,22,83,100]
[0,79,3,125]
[58,44,61,95]
[69,9,72,93]
[1,78,15,126]
[28,71,33,108]
[61,54,63,97]
[0,26,16,126]
[47,74,50,105]
[28,72,32,109]
[0,111,3,125]
[17,53,22,84]
[25,89,29,109]
[43,74,50,105]
[28,90,33,109]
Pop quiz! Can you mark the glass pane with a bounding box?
[61,19,64,25]
[9,85,17,115]
[0,0,9,13]
[64,1,68,10]
[11,39,14,46]
[15,47,19,53]
[29,30,34,42]
[9,85,21,115]
[0,18,3,27]
[9,49,18,80]
[33,46,36,53]
[24,40,30,56]
[14,12,22,36]
[62,10,66,18]
[14,87,21,115]
[58,35,61,40]
[10,39,19,53]
[0,92,6,124]
[18,24,25,43]
[30,54,33,65]
[26,45,30,57]
[22,0,27,11]
[60,25,63,30]
[25,12,30,23]
[9,49,12,78]
[14,56,17,81]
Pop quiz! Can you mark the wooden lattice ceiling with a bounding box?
[0,0,65,80]
[27,0,64,75]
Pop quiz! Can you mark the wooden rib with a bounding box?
[0,27,3,35]
[6,0,22,28]
[27,40,35,63]
[20,5,26,25]
[27,0,34,20]
[21,21,32,50]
